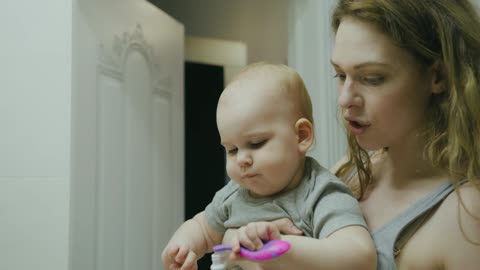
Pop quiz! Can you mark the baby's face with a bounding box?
[216,80,305,197]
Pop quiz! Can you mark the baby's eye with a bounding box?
[227,148,238,155]
[363,76,384,85]
[249,140,266,149]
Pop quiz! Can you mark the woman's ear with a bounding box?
[295,118,314,153]
[431,60,447,94]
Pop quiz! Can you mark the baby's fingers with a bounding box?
[230,235,241,253]
[168,263,181,270]
[162,245,180,267]
[180,251,198,270]
[261,222,282,240]
[241,224,264,250]
[175,245,191,264]
[228,237,245,263]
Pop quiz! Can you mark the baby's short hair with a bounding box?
[231,62,314,125]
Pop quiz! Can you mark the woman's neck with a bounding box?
[374,143,448,189]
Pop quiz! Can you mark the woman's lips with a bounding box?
[348,120,370,135]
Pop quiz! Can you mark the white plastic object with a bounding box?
[210,245,231,270]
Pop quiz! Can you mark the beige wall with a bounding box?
[150,0,288,64]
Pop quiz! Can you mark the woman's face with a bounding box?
[331,17,434,151]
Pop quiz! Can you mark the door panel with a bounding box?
[71,1,184,270]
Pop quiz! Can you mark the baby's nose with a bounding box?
[236,150,252,167]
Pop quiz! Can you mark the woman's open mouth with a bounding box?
[348,120,370,135]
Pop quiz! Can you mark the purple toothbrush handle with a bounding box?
[239,240,291,261]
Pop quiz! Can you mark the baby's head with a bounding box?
[216,62,314,197]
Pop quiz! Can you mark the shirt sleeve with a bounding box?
[308,175,367,239]
[204,180,239,233]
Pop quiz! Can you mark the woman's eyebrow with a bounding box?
[330,59,390,69]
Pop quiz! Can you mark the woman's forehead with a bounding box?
[331,18,400,67]
[333,20,423,74]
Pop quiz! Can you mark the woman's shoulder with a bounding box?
[440,181,480,237]
[440,181,480,230]
[397,181,480,269]
[443,181,480,212]
[435,181,480,269]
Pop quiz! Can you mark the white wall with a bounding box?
[1,1,72,270]
[151,0,288,64]
[288,0,346,168]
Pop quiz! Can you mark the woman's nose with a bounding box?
[337,79,362,109]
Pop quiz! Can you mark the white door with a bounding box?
[70,1,184,270]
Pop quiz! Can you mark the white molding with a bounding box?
[185,36,247,85]
[185,35,247,66]
[98,24,172,93]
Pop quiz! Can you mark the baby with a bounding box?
[161,63,375,270]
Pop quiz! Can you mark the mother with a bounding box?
[227,0,480,269]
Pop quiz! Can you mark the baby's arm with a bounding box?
[274,225,376,270]
[229,222,376,270]
[161,211,223,270]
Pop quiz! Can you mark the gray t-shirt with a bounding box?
[205,157,366,239]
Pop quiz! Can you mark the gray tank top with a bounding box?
[373,181,455,270]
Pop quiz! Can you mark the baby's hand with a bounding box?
[232,221,282,254]
[161,243,198,270]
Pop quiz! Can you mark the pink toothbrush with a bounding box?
[213,239,291,261]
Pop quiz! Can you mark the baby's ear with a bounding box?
[295,118,314,153]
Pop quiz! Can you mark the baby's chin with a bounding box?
[247,188,282,198]
[247,189,268,198]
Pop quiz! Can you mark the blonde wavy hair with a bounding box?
[331,0,480,201]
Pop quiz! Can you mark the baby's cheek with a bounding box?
[225,162,237,180]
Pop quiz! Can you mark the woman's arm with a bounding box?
[224,220,376,270]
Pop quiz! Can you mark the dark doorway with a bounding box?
[185,61,226,269]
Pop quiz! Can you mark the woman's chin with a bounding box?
[356,139,384,152]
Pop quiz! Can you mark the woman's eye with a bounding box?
[363,76,384,85]
[333,73,346,81]
[249,140,266,149]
